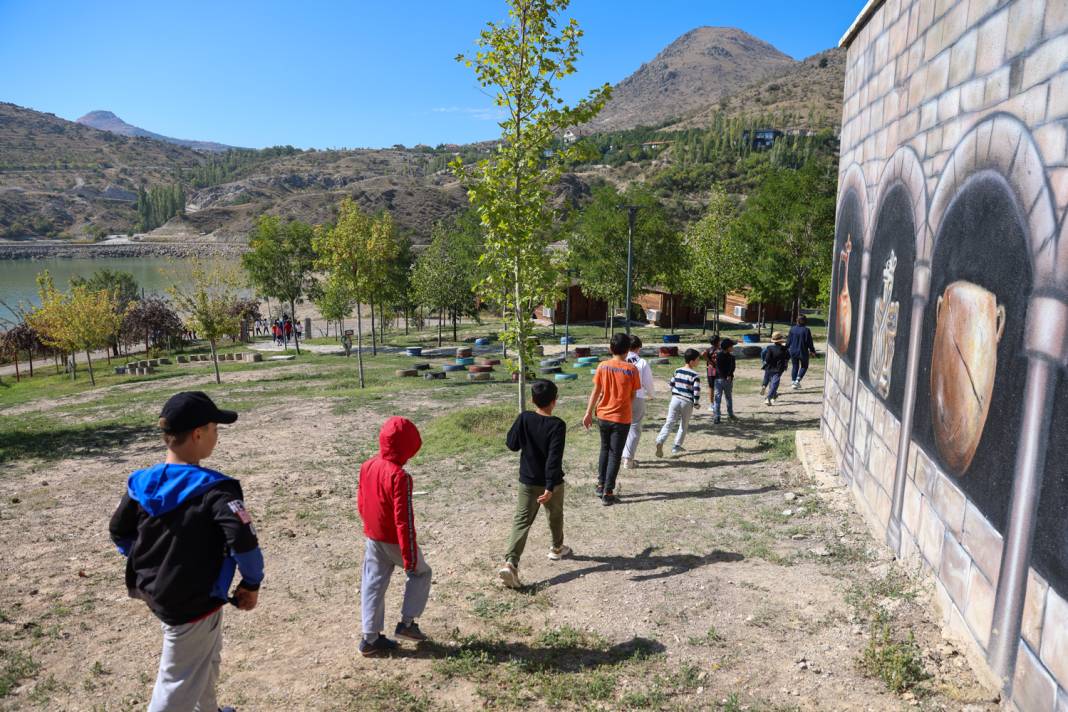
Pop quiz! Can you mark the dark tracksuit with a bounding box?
[504,411,567,566]
[764,343,790,400]
[787,324,816,383]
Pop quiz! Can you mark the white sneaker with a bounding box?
[628,458,639,470]
[621,458,631,470]
[498,562,521,588]
[791,380,800,390]
[765,397,773,406]
[547,545,572,560]
[671,446,684,456]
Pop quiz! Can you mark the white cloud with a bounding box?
[431,106,504,121]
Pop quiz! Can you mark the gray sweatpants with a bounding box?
[148,608,223,712]
[623,397,647,460]
[656,396,694,448]
[361,538,432,637]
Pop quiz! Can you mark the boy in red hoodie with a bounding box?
[357,416,432,655]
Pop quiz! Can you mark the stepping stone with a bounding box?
[406,347,423,357]
[576,357,599,365]
[158,358,172,365]
[659,346,679,357]
[424,371,446,380]
[468,365,493,373]
[268,355,296,361]
[456,347,473,358]
[540,358,563,367]
[479,358,501,366]
[412,363,431,370]
[114,367,127,375]
[662,334,681,344]
[560,336,576,344]
[539,365,561,374]
[233,353,243,361]
[554,373,577,381]
[395,369,419,377]
[443,364,465,372]
[456,357,475,366]
[574,346,592,357]
[176,356,189,364]
[249,353,263,362]
[468,372,492,381]
[655,358,670,365]
[474,338,491,346]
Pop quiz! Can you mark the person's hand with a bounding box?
[233,586,259,611]
[537,489,553,504]
[582,412,593,430]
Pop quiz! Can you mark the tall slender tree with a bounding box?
[242,215,317,354]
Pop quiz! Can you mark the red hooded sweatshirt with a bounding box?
[357,417,423,571]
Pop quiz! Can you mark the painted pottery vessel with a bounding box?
[836,234,853,352]
[930,280,1006,475]
[868,250,899,399]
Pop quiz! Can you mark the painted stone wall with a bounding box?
[823,1,1068,709]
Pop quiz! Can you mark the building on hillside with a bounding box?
[640,140,671,152]
[562,129,580,145]
[823,0,1068,706]
[741,128,783,150]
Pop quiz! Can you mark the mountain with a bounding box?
[667,47,846,132]
[77,110,236,153]
[584,27,797,132]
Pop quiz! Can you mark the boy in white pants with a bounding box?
[655,349,701,457]
[622,335,655,470]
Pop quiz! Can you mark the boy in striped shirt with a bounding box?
[655,348,701,457]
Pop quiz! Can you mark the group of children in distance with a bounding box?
[108,318,818,708]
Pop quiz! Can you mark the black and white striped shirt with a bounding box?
[669,367,700,405]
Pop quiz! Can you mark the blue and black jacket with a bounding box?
[109,463,264,625]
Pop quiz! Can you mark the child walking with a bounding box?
[712,338,736,424]
[499,380,570,589]
[109,391,264,712]
[763,332,790,405]
[655,348,702,457]
[702,335,720,413]
[622,335,655,470]
[582,332,640,506]
[358,416,433,655]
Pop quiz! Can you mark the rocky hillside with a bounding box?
[668,47,847,132]
[77,110,236,153]
[584,27,796,132]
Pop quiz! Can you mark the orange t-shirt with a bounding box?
[593,359,641,424]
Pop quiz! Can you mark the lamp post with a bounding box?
[623,205,638,336]
[564,269,573,358]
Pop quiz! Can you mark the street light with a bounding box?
[622,205,639,335]
[564,268,574,358]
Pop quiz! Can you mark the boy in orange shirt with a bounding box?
[582,333,640,505]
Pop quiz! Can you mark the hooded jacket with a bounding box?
[358,417,423,571]
[109,463,264,625]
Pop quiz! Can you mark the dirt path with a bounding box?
[0,359,999,710]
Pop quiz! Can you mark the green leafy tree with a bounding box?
[683,185,746,333]
[168,260,244,384]
[412,220,482,345]
[733,160,837,319]
[310,275,355,340]
[70,268,139,357]
[242,215,317,354]
[454,0,610,410]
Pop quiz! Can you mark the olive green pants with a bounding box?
[505,483,565,567]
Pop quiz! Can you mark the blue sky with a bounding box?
[0,0,863,149]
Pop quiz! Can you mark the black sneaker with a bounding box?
[394,621,427,642]
[359,634,399,656]
[713,418,721,424]
[602,492,616,506]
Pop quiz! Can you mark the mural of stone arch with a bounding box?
[908,113,1061,679]
[830,163,868,364]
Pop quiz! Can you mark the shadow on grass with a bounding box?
[616,483,777,504]
[0,422,157,464]
[392,634,665,672]
[541,546,743,587]
[632,455,768,470]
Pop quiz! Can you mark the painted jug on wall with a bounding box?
[929,280,1006,475]
[836,234,853,353]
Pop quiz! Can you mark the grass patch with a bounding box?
[336,675,436,712]
[861,625,929,693]
[687,626,724,646]
[757,432,796,461]
[0,647,39,697]
[0,416,156,464]
[417,403,515,460]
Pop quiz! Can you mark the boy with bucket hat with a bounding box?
[763,333,790,405]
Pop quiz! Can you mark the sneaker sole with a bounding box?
[498,568,520,589]
[396,632,427,642]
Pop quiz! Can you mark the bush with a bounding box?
[861,626,928,693]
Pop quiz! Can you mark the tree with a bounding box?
[412,220,482,345]
[168,260,244,384]
[0,322,43,381]
[733,160,837,320]
[70,268,139,357]
[455,0,610,411]
[310,275,355,341]
[569,184,679,336]
[27,272,121,386]
[683,185,746,333]
[121,296,184,354]
[242,216,317,354]
[313,199,398,388]
[363,211,403,355]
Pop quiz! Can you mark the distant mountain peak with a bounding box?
[76,110,237,153]
[584,26,796,132]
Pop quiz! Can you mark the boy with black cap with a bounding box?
[109,391,263,712]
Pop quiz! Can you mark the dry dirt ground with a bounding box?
[0,353,1002,711]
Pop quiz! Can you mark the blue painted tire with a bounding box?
[554,373,577,381]
[443,364,465,372]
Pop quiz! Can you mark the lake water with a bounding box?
[0,257,197,322]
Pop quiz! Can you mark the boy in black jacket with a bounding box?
[110,391,264,712]
[499,380,569,589]
[764,333,791,405]
[712,338,737,424]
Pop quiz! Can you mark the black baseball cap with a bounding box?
[159,391,238,433]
